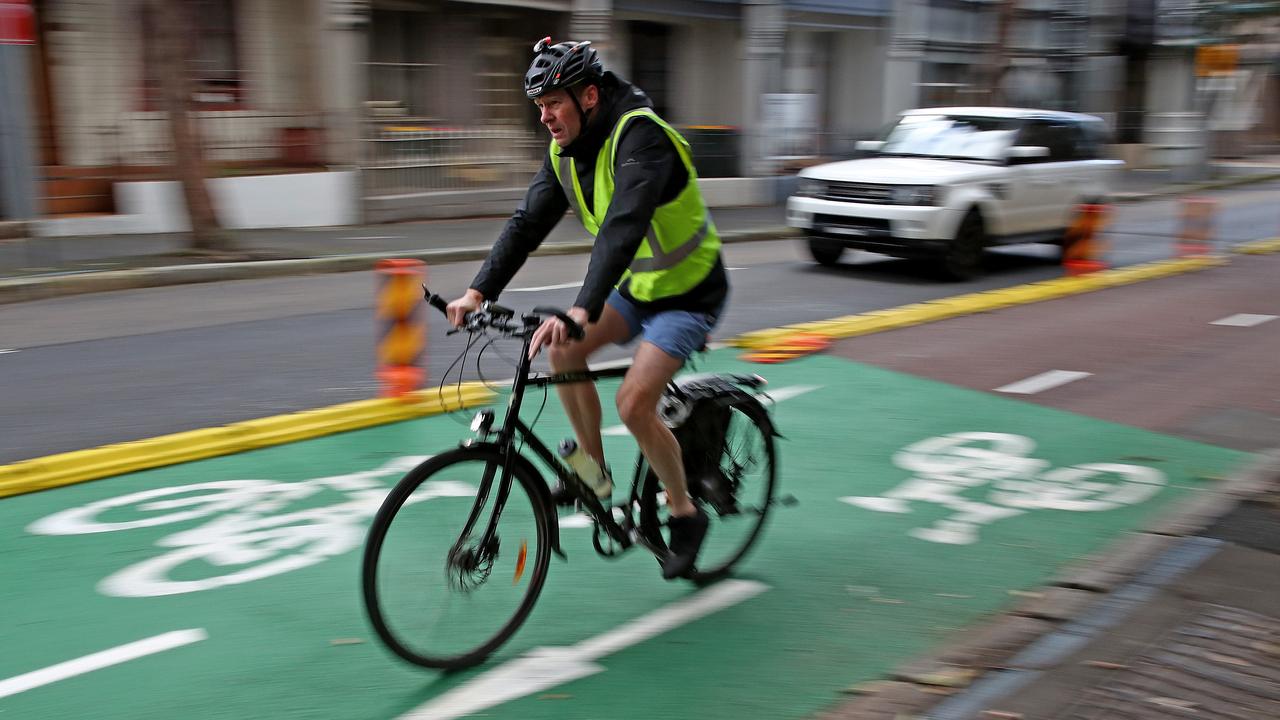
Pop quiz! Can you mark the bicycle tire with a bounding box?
[361,446,553,669]
[638,400,777,583]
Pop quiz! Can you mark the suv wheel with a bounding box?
[808,237,845,266]
[941,212,986,281]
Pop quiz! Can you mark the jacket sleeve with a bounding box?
[573,119,680,321]
[470,155,569,300]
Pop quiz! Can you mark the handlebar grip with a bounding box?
[532,305,585,341]
[422,286,449,315]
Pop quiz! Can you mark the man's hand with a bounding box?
[528,307,590,359]
[445,289,484,328]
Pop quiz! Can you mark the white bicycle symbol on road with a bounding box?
[841,431,1166,545]
[27,456,475,598]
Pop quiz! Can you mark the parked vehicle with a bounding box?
[786,107,1123,279]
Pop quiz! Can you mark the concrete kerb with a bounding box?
[816,449,1280,720]
[0,383,495,500]
[0,220,30,241]
[0,227,801,306]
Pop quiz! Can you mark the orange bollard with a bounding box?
[375,259,426,398]
[1062,203,1109,276]
[1177,197,1216,257]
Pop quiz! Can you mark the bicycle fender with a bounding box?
[460,440,565,559]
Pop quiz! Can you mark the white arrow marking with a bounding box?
[0,629,207,700]
[400,580,769,719]
[603,384,821,437]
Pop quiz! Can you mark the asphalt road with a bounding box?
[1,181,1277,465]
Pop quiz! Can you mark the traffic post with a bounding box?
[1062,203,1109,275]
[1177,197,1216,257]
[375,259,426,398]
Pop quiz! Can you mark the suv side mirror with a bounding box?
[1006,145,1050,163]
[855,140,885,153]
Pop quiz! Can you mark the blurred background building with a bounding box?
[0,0,1276,230]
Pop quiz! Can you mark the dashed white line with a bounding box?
[507,282,583,292]
[1210,313,1276,328]
[339,235,402,241]
[995,370,1092,395]
[0,349,17,355]
[0,629,208,700]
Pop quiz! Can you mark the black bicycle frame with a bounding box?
[454,326,634,556]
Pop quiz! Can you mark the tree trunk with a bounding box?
[989,0,1015,107]
[148,0,232,252]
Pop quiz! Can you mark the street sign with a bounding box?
[0,0,34,45]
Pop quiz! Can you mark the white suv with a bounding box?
[786,107,1123,279]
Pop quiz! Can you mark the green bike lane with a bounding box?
[0,350,1245,720]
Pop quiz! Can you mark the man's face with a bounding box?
[535,86,598,147]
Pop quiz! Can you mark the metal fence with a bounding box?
[360,123,543,196]
[104,111,326,169]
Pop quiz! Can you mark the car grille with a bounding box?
[818,182,893,204]
[813,215,891,233]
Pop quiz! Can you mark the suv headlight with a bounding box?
[796,178,825,198]
[889,185,937,206]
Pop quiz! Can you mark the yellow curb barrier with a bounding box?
[1234,237,1280,255]
[729,256,1229,351]
[0,383,495,499]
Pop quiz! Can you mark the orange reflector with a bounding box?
[513,540,528,584]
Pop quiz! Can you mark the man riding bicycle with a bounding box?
[446,38,729,580]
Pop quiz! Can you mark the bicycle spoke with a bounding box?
[363,451,549,668]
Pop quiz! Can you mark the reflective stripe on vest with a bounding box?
[628,217,709,273]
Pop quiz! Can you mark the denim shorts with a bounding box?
[606,289,724,361]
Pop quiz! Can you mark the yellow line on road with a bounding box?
[730,256,1228,350]
[0,384,494,499]
[1234,237,1280,255]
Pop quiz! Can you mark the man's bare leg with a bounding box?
[616,341,694,516]
[547,304,633,468]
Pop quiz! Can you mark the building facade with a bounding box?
[12,0,1276,228]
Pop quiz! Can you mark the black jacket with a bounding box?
[470,72,728,322]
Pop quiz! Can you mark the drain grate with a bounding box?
[1061,604,1280,719]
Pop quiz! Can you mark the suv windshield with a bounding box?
[879,114,1019,161]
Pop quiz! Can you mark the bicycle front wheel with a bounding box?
[361,446,552,669]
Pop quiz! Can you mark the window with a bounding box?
[141,0,243,110]
[1015,120,1075,162]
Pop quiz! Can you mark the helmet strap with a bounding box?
[568,85,589,130]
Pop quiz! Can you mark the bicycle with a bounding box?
[361,288,785,670]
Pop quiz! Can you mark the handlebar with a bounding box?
[422,286,585,341]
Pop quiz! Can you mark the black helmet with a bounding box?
[525,37,604,99]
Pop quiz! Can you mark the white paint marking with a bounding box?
[339,235,402,241]
[0,629,207,700]
[602,383,820,436]
[725,266,747,271]
[400,580,768,720]
[1210,313,1276,328]
[0,348,17,355]
[994,370,1092,395]
[507,281,583,292]
[763,384,821,403]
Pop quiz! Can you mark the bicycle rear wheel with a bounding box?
[639,401,777,582]
[361,446,552,669]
